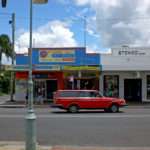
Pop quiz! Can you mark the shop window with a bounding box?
[64,71,99,90]
[147,75,150,99]
[103,75,119,97]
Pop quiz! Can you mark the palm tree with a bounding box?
[0,34,12,70]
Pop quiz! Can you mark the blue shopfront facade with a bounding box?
[15,47,101,101]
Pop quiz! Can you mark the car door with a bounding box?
[78,91,101,109]
[89,91,102,108]
[78,91,92,108]
[89,92,111,108]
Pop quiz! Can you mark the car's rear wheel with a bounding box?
[110,104,119,113]
[68,105,79,113]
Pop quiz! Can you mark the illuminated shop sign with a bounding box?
[39,50,75,62]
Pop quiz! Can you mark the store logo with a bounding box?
[40,51,48,58]
[118,50,146,56]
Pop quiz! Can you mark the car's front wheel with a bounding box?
[110,104,119,113]
[68,105,79,113]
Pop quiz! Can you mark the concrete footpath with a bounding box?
[0,142,150,150]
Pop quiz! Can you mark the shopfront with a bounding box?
[101,46,150,102]
[14,47,100,102]
[63,66,100,90]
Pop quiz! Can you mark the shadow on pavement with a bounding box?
[51,110,124,114]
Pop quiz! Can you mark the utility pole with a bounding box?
[9,13,15,101]
[84,16,87,48]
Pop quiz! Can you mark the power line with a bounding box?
[2,11,150,23]
[0,12,12,16]
[97,16,150,21]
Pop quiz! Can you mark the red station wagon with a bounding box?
[52,90,127,113]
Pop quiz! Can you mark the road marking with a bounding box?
[0,114,150,118]
[39,114,150,119]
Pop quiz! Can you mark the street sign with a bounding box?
[32,0,48,4]
[2,0,7,7]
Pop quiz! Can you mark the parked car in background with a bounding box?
[52,90,127,113]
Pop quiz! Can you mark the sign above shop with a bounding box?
[13,65,29,71]
[118,50,146,56]
[11,65,61,71]
[39,50,75,62]
[34,65,61,71]
[112,46,150,56]
[63,66,100,71]
[32,74,48,79]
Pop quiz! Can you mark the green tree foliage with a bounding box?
[0,70,11,94]
[0,34,12,70]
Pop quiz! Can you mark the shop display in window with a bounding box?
[104,75,119,97]
[147,75,150,99]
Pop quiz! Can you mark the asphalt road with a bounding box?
[0,107,150,147]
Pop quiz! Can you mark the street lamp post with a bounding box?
[26,1,48,150]
[25,0,36,150]
[84,16,87,48]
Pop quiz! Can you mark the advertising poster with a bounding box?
[39,50,75,62]
[15,79,27,101]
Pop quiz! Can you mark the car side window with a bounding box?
[90,92,97,97]
[98,92,103,97]
[90,92,102,97]
[60,91,79,97]
[79,91,90,97]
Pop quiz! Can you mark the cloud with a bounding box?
[2,54,11,65]
[87,45,111,54]
[75,0,89,6]
[74,0,150,47]
[15,20,78,53]
[86,44,99,53]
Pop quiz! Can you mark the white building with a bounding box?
[100,46,150,102]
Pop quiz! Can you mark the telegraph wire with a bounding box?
[2,12,150,24]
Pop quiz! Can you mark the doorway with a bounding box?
[34,80,46,100]
[124,79,142,102]
[46,80,58,100]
